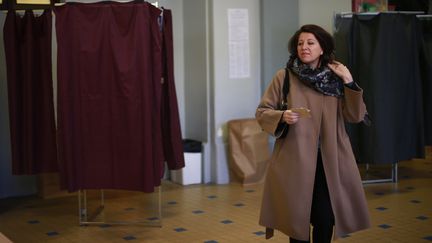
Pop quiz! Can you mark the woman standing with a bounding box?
[256,24,370,242]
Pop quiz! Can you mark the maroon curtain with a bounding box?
[3,10,58,175]
[55,2,167,192]
[161,9,185,170]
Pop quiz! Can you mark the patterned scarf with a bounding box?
[288,58,344,97]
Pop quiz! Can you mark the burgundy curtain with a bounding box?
[55,2,173,192]
[3,10,58,175]
[161,9,185,170]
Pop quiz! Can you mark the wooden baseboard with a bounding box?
[37,173,70,199]
[426,145,432,158]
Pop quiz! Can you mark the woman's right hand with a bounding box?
[282,110,300,124]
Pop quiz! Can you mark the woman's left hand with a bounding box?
[328,61,353,84]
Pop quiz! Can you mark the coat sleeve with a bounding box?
[342,84,367,123]
[256,69,286,137]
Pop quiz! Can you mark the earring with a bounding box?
[320,51,323,55]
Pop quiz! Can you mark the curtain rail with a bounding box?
[336,11,430,18]
[417,15,432,18]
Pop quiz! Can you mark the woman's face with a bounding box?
[297,32,323,69]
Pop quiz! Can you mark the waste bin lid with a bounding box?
[183,139,202,153]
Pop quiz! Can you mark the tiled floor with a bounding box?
[0,149,431,243]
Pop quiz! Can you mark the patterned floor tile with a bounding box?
[0,151,431,243]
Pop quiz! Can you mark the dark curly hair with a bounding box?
[287,24,335,68]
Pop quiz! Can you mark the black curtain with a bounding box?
[3,10,58,175]
[334,15,354,70]
[334,13,425,164]
[419,18,432,145]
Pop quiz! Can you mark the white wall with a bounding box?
[210,0,261,183]
[183,0,262,184]
[299,0,351,33]
[183,0,208,143]
[260,0,299,92]
[183,0,211,182]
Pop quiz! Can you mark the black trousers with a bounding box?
[290,152,335,243]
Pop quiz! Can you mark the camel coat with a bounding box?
[256,69,370,241]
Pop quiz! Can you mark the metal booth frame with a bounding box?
[77,187,162,227]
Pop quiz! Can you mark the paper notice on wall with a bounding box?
[227,9,250,79]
